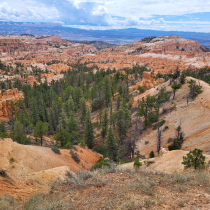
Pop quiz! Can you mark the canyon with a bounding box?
[0,35,210,81]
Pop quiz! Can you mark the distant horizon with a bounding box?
[1,20,210,34]
[0,1,210,32]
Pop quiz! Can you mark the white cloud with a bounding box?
[0,0,210,32]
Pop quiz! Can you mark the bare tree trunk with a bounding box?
[156,122,162,154]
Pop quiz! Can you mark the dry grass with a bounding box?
[2,168,210,209]
[0,196,20,210]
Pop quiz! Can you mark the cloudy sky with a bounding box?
[0,0,210,32]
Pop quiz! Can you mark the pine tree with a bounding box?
[101,108,109,138]
[65,96,75,116]
[34,121,48,146]
[84,107,94,149]
[116,107,130,145]
[139,95,159,127]
[10,121,27,144]
[80,98,87,125]
[182,148,206,170]
[171,83,181,100]
[67,111,78,134]
[9,101,17,131]
[58,109,67,130]
[105,126,118,161]
[102,75,112,107]
[54,128,70,147]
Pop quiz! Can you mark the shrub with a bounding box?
[164,126,168,130]
[145,141,149,145]
[9,158,14,163]
[182,148,206,170]
[51,147,61,154]
[0,132,9,138]
[91,158,110,170]
[168,142,181,151]
[149,150,155,158]
[137,85,145,93]
[70,150,80,163]
[93,145,107,157]
[144,160,155,167]
[136,150,146,159]
[0,169,7,177]
[134,157,142,168]
[152,120,166,130]
[167,137,174,143]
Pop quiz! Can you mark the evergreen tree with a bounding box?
[182,148,206,170]
[58,109,67,130]
[179,73,186,84]
[55,128,70,147]
[171,83,181,100]
[80,98,87,125]
[0,121,6,133]
[102,75,112,107]
[34,121,48,146]
[139,95,159,127]
[116,107,130,145]
[105,126,118,161]
[30,98,39,125]
[101,108,109,138]
[116,95,121,110]
[65,96,75,116]
[10,121,27,144]
[84,107,94,149]
[67,111,78,134]
[9,101,17,131]
[149,150,155,158]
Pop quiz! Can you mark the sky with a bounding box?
[0,0,210,32]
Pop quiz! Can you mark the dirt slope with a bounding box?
[0,138,100,200]
[135,77,210,157]
[119,149,210,174]
[0,138,100,176]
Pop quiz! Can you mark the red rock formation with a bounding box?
[0,88,23,117]
[139,72,165,88]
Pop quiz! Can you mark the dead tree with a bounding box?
[156,122,162,154]
[123,120,141,161]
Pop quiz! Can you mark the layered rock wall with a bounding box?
[0,88,23,117]
[140,72,165,88]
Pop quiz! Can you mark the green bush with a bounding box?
[51,147,61,154]
[152,120,166,130]
[168,142,181,151]
[149,150,155,158]
[93,145,107,158]
[91,158,110,170]
[0,132,9,138]
[9,158,14,163]
[134,157,142,168]
[164,126,168,130]
[137,85,145,93]
[144,160,155,167]
[0,121,6,133]
[70,150,80,163]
